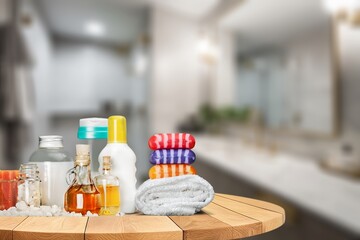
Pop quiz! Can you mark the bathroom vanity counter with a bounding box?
[0,194,285,240]
[194,135,360,237]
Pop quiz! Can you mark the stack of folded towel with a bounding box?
[148,133,197,179]
[135,133,214,216]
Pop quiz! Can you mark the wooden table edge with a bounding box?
[0,194,285,240]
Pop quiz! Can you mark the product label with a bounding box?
[76,194,83,209]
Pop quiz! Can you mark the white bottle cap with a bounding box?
[39,135,63,148]
[79,118,107,127]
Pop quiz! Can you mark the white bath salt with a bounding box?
[17,182,41,207]
[0,202,128,217]
[0,201,92,217]
[16,201,28,211]
[50,205,60,215]
[85,211,99,217]
[40,206,51,213]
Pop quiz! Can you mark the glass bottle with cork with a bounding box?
[95,156,120,216]
[64,144,100,215]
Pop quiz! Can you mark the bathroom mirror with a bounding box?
[221,0,338,136]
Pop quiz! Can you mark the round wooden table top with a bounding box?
[0,193,285,240]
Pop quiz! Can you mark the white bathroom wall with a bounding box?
[48,40,131,114]
[213,29,236,108]
[150,6,202,132]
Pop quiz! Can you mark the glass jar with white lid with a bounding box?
[29,135,73,207]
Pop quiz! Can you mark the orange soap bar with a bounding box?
[149,164,197,179]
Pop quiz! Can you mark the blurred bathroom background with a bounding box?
[1,0,360,239]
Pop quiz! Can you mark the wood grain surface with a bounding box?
[13,217,88,240]
[216,193,285,215]
[0,194,285,240]
[202,202,262,239]
[213,195,284,232]
[86,215,183,240]
[0,217,27,240]
[170,212,233,240]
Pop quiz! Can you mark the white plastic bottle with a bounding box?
[98,116,137,213]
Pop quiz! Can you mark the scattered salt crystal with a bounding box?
[40,206,51,212]
[51,206,59,214]
[16,201,27,211]
[30,206,40,211]
[87,213,98,217]
[85,211,96,217]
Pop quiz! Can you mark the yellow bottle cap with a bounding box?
[108,116,127,143]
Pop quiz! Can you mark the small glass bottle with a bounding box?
[64,144,100,215]
[17,163,41,207]
[95,156,120,216]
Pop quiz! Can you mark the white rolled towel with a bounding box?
[136,175,214,216]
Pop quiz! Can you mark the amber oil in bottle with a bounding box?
[64,144,101,215]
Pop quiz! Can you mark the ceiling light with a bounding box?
[323,0,360,26]
[84,21,105,37]
[323,0,347,14]
[197,34,219,65]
